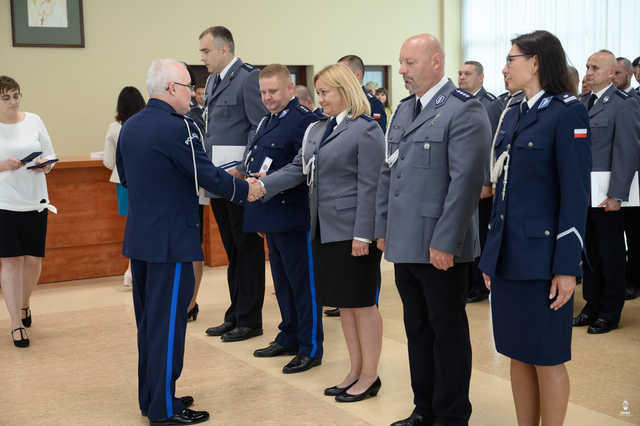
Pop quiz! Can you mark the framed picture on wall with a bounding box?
[10,0,85,48]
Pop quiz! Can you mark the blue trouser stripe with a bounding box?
[306,231,319,358]
[165,262,182,418]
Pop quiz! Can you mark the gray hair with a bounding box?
[146,59,186,96]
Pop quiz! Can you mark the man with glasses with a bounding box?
[198,26,269,342]
[116,59,263,425]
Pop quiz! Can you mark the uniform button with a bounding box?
[579,260,583,266]
[395,192,400,197]
[400,155,405,160]
[544,230,550,236]
[500,214,504,220]
[251,157,254,161]
[281,200,286,204]
[397,174,402,179]
[271,143,275,147]
[488,224,492,230]
[528,141,534,147]
[424,143,431,150]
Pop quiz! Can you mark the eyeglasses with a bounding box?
[167,81,195,91]
[506,54,532,66]
[1,93,22,102]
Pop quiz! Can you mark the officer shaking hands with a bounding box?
[116,59,263,425]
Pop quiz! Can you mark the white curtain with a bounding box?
[462,0,640,95]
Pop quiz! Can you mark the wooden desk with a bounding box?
[40,157,233,283]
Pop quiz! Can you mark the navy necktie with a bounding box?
[520,102,529,116]
[587,94,597,110]
[414,98,422,119]
[321,118,337,142]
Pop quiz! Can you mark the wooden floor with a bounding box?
[1,260,639,425]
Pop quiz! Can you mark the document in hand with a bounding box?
[590,171,639,207]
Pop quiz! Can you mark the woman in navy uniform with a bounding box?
[478,31,591,426]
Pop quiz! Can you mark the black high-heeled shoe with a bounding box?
[335,377,381,402]
[12,327,29,348]
[21,307,31,328]
[187,304,199,322]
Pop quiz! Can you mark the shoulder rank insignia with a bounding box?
[360,114,374,122]
[615,89,630,99]
[241,63,255,71]
[451,88,472,102]
[279,109,289,118]
[484,92,497,101]
[537,96,553,110]
[297,104,310,113]
[558,93,578,104]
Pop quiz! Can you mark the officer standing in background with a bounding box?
[241,65,324,374]
[294,84,325,119]
[457,59,502,304]
[198,26,269,342]
[116,59,262,425]
[568,66,580,96]
[376,34,490,426]
[338,55,387,130]
[573,49,640,334]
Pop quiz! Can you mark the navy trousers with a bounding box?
[266,231,323,359]
[131,260,194,421]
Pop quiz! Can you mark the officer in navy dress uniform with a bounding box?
[573,50,640,333]
[377,35,491,426]
[457,60,504,304]
[338,55,387,130]
[116,60,261,425]
[479,31,591,426]
[294,84,326,120]
[198,26,269,342]
[240,65,324,374]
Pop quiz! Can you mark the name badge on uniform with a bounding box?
[259,157,273,174]
[387,149,399,168]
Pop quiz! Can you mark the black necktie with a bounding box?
[414,98,422,119]
[520,102,529,116]
[587,93,597,110]
[212,75,221,92]
[321,118,337,142]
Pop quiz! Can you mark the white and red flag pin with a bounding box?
[574,129,587,139]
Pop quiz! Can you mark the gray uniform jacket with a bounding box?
[203,58,267,197]
[261,114,385,243]
[375,80,491,264]
[581,85,640,200]
[476,87,503,186]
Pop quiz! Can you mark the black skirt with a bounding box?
[312,238,382,308]
[0,209,48,257]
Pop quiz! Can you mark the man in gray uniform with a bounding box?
[573,50,640,334]
[457,60,502,303]
[614,57,640,99]
[198,26,269,342]
[377,34,491,426]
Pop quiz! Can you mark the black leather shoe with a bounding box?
[624,286,638,300]
[143,396,194,417]
[282,354,321,374]
[187,304,199,322]
[149,408,209,425]
[587,318,619,334]
[324,307,340,317]
[335,377,381,402]
[324,380,357,396]
[572,311,596,327]
[390,411,429,426]
[11,327,29,348]
[205,322,234,336]
[465,289,489,303]
[21,306,32,328]
[221,326,263,342]
[253,341,297,357]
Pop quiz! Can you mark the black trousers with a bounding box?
[469,197,492,294]
[394,262,472,426]
[582,208,626,322]
[625,207,640,287]
[210,198,265,328]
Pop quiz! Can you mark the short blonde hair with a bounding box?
[313,63,370,117]
[259,64,291,82]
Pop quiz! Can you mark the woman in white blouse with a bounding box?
[103,86,145,288]
[0,76,56,348]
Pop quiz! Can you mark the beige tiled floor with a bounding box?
[1,260,639,425]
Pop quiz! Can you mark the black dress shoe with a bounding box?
[221,326,263,342]
[465,289,489,303]
[11,327,29,348]
[624,286,638,300]
[335,377,381,402]
[21,307,32,328]
[324,380,357,396]
[205,321,234,336]
[282,354,321,374]
[253,341,297,357]
[572,311,596,327]
[149,408,209,425]
[324,307,340,317]
[187,304,199,322]
[390,411,429,426]
[143,396,194,417]
[587,318,619,334]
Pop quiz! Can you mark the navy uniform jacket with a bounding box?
[364,87,387,130]
[242,98,319,232]
[479,93,592,280]
[186,99,205,134]
[116,99,248,263]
